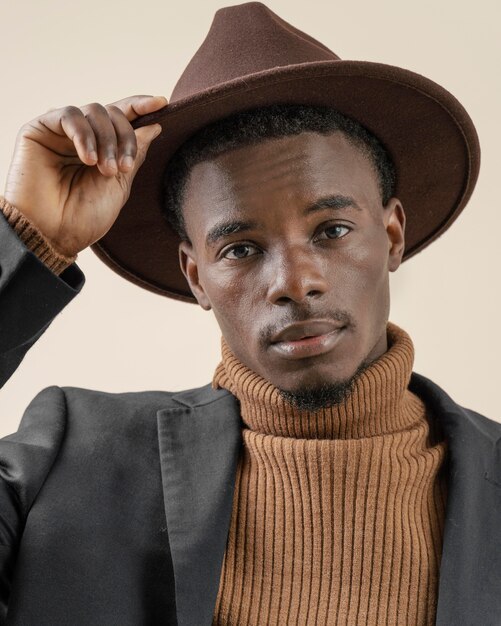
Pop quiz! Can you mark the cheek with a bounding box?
[202,264,258,335]
[338,227,390,304]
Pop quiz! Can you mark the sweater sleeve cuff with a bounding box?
[0,196,77,276]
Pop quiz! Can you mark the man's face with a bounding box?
[179,131,405,403]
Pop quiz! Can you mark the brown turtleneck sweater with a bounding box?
[211,324,448,625]
[1,197,449,625]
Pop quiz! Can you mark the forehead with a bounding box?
[182,131,380,222]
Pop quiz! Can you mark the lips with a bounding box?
[270,320,344,344]
[269,323,346,360]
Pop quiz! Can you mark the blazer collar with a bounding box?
[408,373,501,625]
[157,375,501,626]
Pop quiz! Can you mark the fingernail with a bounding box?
[107,157,117,171]
[122,155,134,169]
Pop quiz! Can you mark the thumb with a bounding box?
[129,123,162,179]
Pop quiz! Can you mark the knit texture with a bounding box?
[211,322,448,625]
[0,196,76,275]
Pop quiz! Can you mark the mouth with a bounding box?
[270,326,346,360]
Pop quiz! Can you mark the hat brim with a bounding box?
[90,60,480,303]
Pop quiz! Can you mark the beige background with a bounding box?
[0,0,499,436]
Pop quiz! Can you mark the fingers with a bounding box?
[50,106,98,167]
[84,102,161,176]
[106,105,138,172]
[36,96,166,177]
[128,124,163,179]
[107,94,168,122]
[80,103,119,176]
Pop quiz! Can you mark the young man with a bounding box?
[0,3,498,625]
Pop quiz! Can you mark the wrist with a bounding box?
[0,195,77,275]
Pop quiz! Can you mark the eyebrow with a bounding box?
[205,219,257,249]
[308,194,361,214]
[205,194,361,248]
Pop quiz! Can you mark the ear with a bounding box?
[178,240,212,310]
[384,198,406,272]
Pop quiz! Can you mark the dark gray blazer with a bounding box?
[0,212,500,626]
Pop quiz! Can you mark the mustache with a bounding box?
[261,308,354,344]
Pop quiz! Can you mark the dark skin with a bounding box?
[179,131,406,405]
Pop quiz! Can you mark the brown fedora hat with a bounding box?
[90,1,480,303]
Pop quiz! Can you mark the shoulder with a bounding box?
[58,381,230,410]
[11,382,220,439]
[410,371,501,441]
[57,381,232,424]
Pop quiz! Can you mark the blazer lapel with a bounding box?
[156,384,242,626]
[410,373,501,626]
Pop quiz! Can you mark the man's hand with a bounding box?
[3,95,167,257]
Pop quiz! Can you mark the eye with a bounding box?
[319,224,351,240]
[222,243,259,260]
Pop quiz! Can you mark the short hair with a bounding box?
[161,103,396,242]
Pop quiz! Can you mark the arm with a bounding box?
[0,94,165,386]
[0,95,166,617]
[0,194,76,276]
[0,206,84,388]
[0,385,67,620]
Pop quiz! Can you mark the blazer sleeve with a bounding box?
[0,209,84,619]
[0,385,67,620]
[0,210,85,388]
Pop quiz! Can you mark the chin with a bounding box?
[271,351,362,387]
[275,356,372,411]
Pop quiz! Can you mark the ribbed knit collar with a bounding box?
[211,322,425,439]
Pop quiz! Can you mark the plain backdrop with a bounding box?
[0,0,499,435]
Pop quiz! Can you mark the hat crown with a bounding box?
[170,2,339,102]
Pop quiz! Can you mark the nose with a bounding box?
[266,244,329,305]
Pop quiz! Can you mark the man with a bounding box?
[0,2,498,625]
